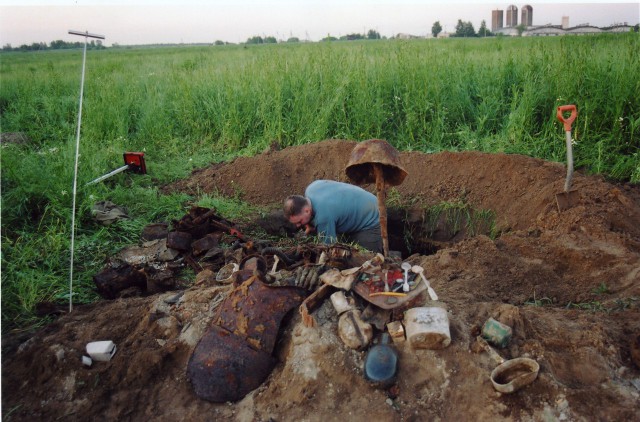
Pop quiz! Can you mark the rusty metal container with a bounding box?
[166,231,192,251]
[191,233,220,256]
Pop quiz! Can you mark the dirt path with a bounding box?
[3,140,640,421]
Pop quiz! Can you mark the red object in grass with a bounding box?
[123,152,146,174]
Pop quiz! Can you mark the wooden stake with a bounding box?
[373,164,389,257]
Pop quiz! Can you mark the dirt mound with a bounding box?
[4,140,640,421]
[166,139,640,237]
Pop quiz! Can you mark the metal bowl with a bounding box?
[490,357,540,393]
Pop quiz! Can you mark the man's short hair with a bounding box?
[284,195,308,218]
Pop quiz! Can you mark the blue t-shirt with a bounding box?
[305,180,380,243]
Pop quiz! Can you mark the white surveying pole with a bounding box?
[68,29,105,312]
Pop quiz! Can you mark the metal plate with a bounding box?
[352,279,427,310]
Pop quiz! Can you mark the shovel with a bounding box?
[555,105,580,211]
[87,152,147,185]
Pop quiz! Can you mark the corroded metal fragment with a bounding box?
[187,276,308,402]
[187,325,276,403]
[214,276,308,353]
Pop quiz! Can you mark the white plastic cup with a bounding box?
[86,340,117,362]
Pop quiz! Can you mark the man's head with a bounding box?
[284,195,312,228]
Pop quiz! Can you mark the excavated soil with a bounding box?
[3,139,640,421]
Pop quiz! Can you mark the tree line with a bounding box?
[432,19,492,38]
[1,19,518,52]
[242,29,383,45]
[224,22,497,45]
[2,39,106,52]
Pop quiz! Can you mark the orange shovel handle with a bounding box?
[556,105,577,132]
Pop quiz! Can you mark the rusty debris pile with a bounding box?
[90,203,471,402]
[92,205,352,299]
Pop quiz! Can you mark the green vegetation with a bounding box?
[421,200,497,239]
[399,199,497,255]
[525,291,639,313]
[1,34,639,329]
[592,282,611,295]
[565,300,606,312]
[2,39,106,52]
[524,293,554,307]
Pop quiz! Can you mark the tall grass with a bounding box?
[2,35,638,173]
[1,34,639,329]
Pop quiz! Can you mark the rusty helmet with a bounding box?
[345,139,408,186]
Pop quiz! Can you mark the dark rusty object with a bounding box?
[191,233,220,256]
[239,254,268,274]
[166,231,193,251]
[345,139,408,257]
[141,222,169,241]
[300,283,335,327]
[183,254,204,274]
[187,325,277,403]
[214,276,307,351]
[93,263,147,299]
[187,276,308,402]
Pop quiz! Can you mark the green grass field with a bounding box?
[1,34,639,329]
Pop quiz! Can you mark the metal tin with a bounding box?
[482,317,512,348]
[404,306,451,350]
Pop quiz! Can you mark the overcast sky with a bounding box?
[1,1,638,46]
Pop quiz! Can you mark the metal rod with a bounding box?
[68,29,104,313]
[86,165,130,185]
[68,30,105,40]
[564,130,574,193]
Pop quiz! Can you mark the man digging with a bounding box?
[284,180,383,253]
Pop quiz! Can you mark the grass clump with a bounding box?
[399,199,497,255]
[421,200,497,239]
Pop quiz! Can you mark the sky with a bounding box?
[0,1,638,46]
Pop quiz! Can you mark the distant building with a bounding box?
[490,6,635,37]
[395,33,421,40]
[521,5,533,27]
[492,9,504,32]
[505,23,635,36]
[506,5,518,27]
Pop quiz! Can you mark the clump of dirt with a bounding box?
[3,139,640,421]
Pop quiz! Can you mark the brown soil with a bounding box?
[3,139,640,421]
